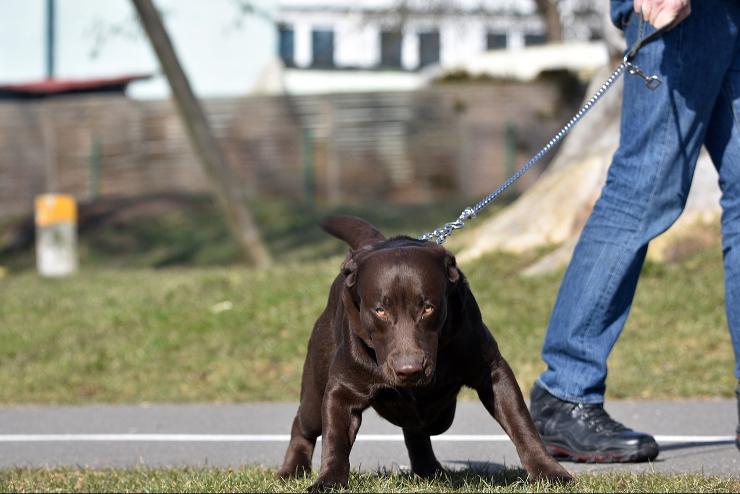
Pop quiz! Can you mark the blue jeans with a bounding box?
[537,0,740,404]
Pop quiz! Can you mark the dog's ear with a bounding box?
[322,215,385,250]
[341,286,373,348]
[445,253,460,284]
[341,256,357,287]
[340,253,373,346]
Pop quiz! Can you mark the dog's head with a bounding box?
[323,215,461,387]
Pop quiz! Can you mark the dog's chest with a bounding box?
[370,382,462,431]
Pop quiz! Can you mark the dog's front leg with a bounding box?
[475,359,572,483]
[308,382,364,492]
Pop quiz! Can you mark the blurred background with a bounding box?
[0,0,614,267]
[0,0,732,406]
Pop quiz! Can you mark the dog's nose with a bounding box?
[392,356,424,381]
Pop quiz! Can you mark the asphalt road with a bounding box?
[1,400,738,477]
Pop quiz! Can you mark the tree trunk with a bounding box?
[534,0,563,42]
[131,0,272,268]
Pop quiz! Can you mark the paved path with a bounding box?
[1,400,738,477]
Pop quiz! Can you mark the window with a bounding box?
[418,31,440,68]
[278,24,294,67]
[524,32,548,46]
[312,29,335,68]
[380,31,403,68]
[486,32,508,50]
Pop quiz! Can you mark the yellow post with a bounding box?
[35,194,78,277]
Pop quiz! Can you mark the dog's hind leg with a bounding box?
[403,429,444,478]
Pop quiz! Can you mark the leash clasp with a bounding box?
[622,11,664,91]
[420,207,476,244]
[623,56,662,90]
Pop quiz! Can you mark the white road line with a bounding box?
[0,434,734,444]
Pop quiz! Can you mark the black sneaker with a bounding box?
[530,382,659,463]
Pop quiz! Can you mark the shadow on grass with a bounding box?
[371,462,530,488]
[440,464,530,488]
[0,193,487,270]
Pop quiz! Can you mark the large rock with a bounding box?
[456,64,721,273]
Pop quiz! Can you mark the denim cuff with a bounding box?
[535,378,605,406]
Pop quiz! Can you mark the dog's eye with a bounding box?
[421,304,434,317]
[374,307,388,318]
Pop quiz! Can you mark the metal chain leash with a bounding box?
[420,15,666,245]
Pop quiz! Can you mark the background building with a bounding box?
[1,0,605,98]
[265,0,605,94]
[274,0,603,68]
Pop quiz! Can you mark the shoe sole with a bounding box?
[545,443,659,464]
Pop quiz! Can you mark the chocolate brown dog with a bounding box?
[278,216,571,491]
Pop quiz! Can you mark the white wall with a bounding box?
[275,3,553,72]
[0,0,276,99]
[334,15,379,68]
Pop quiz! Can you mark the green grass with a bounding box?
[0,197,735,404]
[0,197,476,269]
[2,467,739,493]
[0,244,734,404]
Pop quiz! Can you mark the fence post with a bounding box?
[302,127,315,206]
[505,120,517,196]
[89,135,101,200]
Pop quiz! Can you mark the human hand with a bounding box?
[634,0,691,30]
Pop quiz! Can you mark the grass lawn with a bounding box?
[2,467,740,493]
[0,198,735,404]
[0,198,737,492]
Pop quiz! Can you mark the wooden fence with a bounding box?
[0,80,581,220]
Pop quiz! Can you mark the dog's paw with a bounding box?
[277,464,311,480]
[540,470,574,484]
[529,464,573,484]
[411,460,446,479]
[524,456,573,484]
[306,475,348,493]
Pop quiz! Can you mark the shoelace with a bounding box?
[574,403,629,434]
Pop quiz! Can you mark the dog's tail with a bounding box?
[321,215,385,250]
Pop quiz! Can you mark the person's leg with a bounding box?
[702,6,740,448]
[531,0,740,462]
[538,0,739,404]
